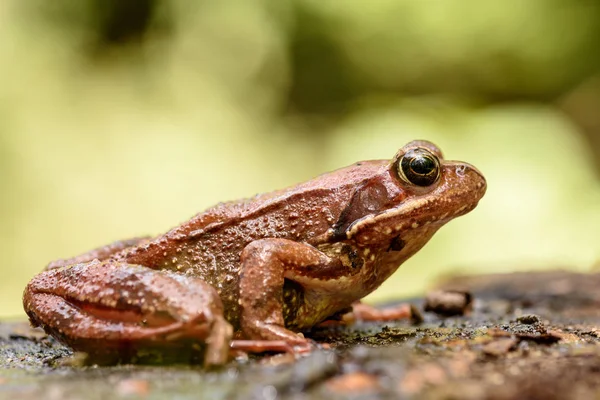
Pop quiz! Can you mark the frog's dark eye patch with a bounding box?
[398,148,440,187]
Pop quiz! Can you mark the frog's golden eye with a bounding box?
[398,148,440,186]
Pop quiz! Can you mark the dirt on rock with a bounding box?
[1,270,600,400]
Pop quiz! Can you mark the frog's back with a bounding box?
[125,160,387,260]
[174,159,389,239]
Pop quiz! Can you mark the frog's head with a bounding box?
[341,140,486,250]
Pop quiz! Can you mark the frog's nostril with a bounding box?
[455,165,467,177]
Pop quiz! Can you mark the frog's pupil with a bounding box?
[410,156,435,175]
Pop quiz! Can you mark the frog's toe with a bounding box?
[292,338,318,354]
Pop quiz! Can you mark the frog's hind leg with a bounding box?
[23,260,231,366]
[45,237,151,270]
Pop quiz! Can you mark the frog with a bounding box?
[23,140,486,366]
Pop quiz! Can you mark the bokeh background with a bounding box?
[1,1,599,318]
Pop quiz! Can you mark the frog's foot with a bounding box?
[345,301,421,323]
[23,260,232,367]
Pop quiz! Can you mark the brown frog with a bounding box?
[23,140,486,366]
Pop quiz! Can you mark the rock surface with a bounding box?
[2,270,600,399]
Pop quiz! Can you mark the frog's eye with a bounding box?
[398,148,440,186]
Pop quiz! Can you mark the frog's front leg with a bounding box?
[239,238,345,345]
[23,260,232,366]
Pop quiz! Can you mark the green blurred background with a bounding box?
[1,1,599,318]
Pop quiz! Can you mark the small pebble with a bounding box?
[326,372,381,394]
[424,290,473,316]
[117,379,150,396]
[516,314,541,325]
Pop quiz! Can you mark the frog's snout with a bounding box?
[445,162,487,217]
[468,163,486,197]
[432,161,487,221]
[456,161,485,186]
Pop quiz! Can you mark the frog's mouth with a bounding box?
[346,162,486,245]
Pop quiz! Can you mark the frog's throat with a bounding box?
[345,196,477,241]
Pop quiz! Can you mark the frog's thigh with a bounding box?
[24,261,232,365]
[45,236,151,270]
[239,238,341,343]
